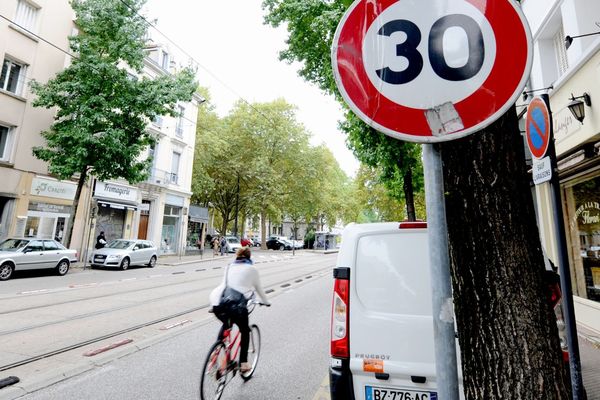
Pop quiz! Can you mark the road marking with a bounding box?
[312,376,330,400]
[19,289,49,295]
[83,338,133,357]
[69,283,98,288]
[160,319,192,330]
[281,283,291,288]
[265,289,275,294]
[195,269,206,272]
[172,271,185,275]
[120,278,136,282]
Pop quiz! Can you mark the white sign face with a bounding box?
[362,0,496,110]
[30,177,77,200]
[94,181,139,203]
[533,157,552,185]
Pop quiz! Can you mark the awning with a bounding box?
[98,201,138,211]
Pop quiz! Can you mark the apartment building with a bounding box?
[0,0,78,243]
[521,0,600,332]
[0,1,202,257]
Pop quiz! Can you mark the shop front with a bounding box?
[19,176,78,244]
[93,181,139,243]
[186,205,209,255]
[160,194,185,255]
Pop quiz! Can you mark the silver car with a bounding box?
[0,238,78,281]
[90,239,157,270]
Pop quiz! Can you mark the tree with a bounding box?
[263,0,423,221]
[31,0,197,247]
[261,0,570,397]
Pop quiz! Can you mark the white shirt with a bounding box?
[209,260,270,306]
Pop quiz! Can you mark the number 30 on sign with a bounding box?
[332,0,532,143]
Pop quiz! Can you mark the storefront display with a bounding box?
[24,202,72,243]
[161,204,181,254]
[186,205,208,254]
[93,181,140,243]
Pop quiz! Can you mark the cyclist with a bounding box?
[209,247,270,373]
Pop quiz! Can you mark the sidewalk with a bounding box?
[579,326,600,398]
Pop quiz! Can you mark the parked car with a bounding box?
[90,239,157,270]
[329,222,577,399]
[0,238,78,281]
[224,236,242,253]
[266,236,293,251]
[251,236,262,247]
[240,237,253,247]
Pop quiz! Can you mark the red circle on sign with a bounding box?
[332,0,532,143]
[525,97,551,159]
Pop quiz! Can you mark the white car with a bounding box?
[0,238,78,281]
[90,239,157,270]
[224,236,242,253]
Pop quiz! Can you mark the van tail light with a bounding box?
[544,271,568,357]
[331,267,350,359]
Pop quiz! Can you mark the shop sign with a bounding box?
[166,194,185,207]
[553,106,581,142]
[571,201,600,229]
[28,201,73,214]
[30,177,77,200]
[95,181,138,203]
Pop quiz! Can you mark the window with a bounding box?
[0,125,11,161]
[43,240,59,251]
[14,0,38,32]
[176,106,184,136]
[170,152,181,184]
[161,51,169,70]
[1,58,26,95]
[553,24,569,76]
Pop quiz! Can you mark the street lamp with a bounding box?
[565,31,600,49]
[567,93,592,124]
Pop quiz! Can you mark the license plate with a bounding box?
[365,385,437,400]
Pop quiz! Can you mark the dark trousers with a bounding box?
[219,309,250,363]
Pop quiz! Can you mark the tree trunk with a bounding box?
[440,109,569,399]
[64,168,87,250]
[260,210,267,250]
[403,167,416,221]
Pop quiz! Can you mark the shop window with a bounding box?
[1,58,27,96]
[170,152,181,185]
[176,106,185,137]
[25,216,40,237]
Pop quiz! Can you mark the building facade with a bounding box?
[0,1,201,258]
[0,0,79,244]
[521,0,600,332]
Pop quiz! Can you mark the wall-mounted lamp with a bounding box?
[522,85,554,101]
[567,93,592,124]
[565,31,600,49]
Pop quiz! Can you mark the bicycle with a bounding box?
[200,298,266,400]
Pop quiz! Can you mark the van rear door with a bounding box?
[350,228,438,399]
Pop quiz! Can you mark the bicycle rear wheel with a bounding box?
[200,341,228,400]
[240,324,261,381]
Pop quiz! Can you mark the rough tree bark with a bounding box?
[440,109,570,398]
[403,168,416,221]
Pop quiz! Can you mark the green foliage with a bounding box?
[262,0,424,219]
[30,0,197,183]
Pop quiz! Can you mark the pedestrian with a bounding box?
[220,236,227,256]
[95,231,107,249]
[325,239,329,251]
[212,236,220,257]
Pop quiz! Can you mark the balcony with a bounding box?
[146,168,179,186]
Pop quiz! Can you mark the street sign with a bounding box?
[332,0,532,143]
[526,97,551,159]
[532,156,552,185]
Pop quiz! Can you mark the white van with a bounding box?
[329,221,449,399]
[329,222,570,399]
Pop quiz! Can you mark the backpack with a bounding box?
[213,265,247,322]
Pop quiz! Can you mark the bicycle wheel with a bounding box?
[240,324,261,381]
[200,341,228,400]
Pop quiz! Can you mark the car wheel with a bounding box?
[148,256,157,268]
[0,263,13,281]
[55,260,70,276]
[120,257,130,271]
[279,244,285,251]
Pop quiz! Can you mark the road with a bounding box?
[0,251,336,400]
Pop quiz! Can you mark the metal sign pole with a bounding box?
[541,93,584,399]
[423,143,460,400]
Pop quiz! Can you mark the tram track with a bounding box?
[0,263,333,372]
[0,256,318,316]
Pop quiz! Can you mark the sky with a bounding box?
[144,0,360,177]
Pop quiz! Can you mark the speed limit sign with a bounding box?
[332,0,532,143]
